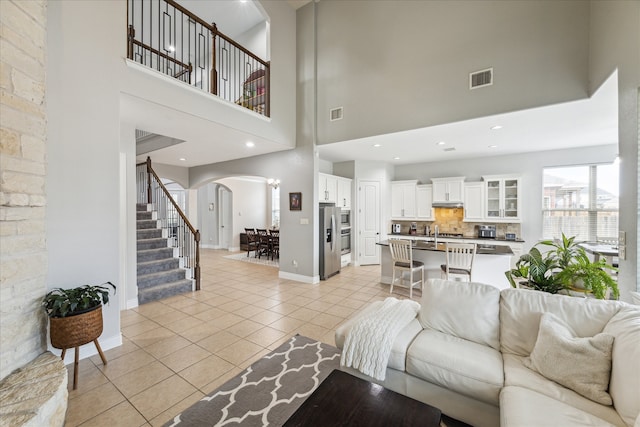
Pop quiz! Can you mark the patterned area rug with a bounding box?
[164,335,339,427]
[223,252,279,268]
[165,335,471,427]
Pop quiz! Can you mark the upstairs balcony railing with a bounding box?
[127,0,270,117]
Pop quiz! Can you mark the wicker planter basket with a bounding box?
[49,304,103,349]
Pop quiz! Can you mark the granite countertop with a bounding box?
[378,240,514,256]
[388,233,525,243]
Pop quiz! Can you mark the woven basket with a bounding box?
[49,305,103,349]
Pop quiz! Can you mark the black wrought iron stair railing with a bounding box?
[136,157,200,291]
[127,0,270,117]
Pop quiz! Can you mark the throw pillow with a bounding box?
[524,312,615,405]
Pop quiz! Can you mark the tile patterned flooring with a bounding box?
[65,249,420,426]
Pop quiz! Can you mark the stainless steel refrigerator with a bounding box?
[319,204,341,280]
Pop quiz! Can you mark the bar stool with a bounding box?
[441,242,476,282]
[388,239,424,298]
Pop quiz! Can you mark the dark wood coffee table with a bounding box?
[283,369,442,427]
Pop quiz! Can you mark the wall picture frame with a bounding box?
[289,192,302,211]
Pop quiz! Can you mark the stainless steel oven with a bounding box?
[340,210,351,228]
[340,228,351,255]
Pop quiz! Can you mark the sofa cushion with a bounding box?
[334,300,422,372]
[503,354,625,426]
[602,306,640,426]
[419,279,501,350]
[406,329,503,405]
[500,386,622,427]
[500,288,622,357]
[523,312,614,405]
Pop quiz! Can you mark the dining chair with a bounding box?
[269,229,279,260]
[440,242,476,282]
[244,228,259,257]
[256,228,270,259]
[388,239,424,298]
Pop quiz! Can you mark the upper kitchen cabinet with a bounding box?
[431,177,465,204]
[337,177,352,209]
[416,184,434,220]
[463,182,484,221]
[483,174,521,222]
[319,173,338,203]
[391,180,417,219]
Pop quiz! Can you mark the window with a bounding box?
[542,163,618,241]
[271,187,280,229]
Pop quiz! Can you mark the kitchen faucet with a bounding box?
[434,225,439,245]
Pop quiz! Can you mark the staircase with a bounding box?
[137,204,193,304]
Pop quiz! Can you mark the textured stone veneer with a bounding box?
[0,352,68,427]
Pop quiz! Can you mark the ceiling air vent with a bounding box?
[469,68,493,90]
[444,147,456,152]
[329,107,343,122]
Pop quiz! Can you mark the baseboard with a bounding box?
[50,333,123,366]
[201,244,218,249]
[278,271,318,284]
[126,297,138,310]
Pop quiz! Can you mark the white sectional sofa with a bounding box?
[335,279,640,427]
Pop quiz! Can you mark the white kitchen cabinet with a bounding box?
[431,177,465,203]
[336,177,352,209]
[463,182,484,221]
[416,184,434,220]
[483,174,521,222]
[319,173,338,203]
[391,180,417,219]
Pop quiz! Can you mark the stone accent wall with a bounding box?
[0,0,48,380]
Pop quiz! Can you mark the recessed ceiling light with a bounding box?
[393,157,400,160]
[168,45,176,52]
[488,145,498,149]
[373,144,381,148]
[490,125,503,130]
[179,157,186,161]
[436,141,446,146]
[245,141,255,148]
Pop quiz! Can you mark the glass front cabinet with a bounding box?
[483,175,521,222]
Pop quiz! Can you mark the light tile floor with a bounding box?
[65,249,421,426]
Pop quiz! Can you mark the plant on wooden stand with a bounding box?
[42,281,116,389]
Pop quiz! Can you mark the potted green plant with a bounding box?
[42,281,116,318]
[555,251,619,299]
[505,247,567,294]
[506,234,619,300]
[42,281,115,389]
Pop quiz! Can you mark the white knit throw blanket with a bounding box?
[340,297,420,381]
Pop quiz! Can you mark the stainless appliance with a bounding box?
[319,204,341,280]
[340,209,351,228]
[477,225,496,238]
[340,228,351,255]
[391,223,401,234]
[505,233,516,241]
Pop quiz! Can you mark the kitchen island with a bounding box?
[378,239,514,290]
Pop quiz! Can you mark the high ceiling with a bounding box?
[142,1,618,169]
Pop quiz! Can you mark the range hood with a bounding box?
[432,202,464,208]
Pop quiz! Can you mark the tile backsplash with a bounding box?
[391,207,522,239]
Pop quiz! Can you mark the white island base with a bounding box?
[379,242,512,290]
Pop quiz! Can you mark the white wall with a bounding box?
[217,177,268,249]
[47,0,123,354]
